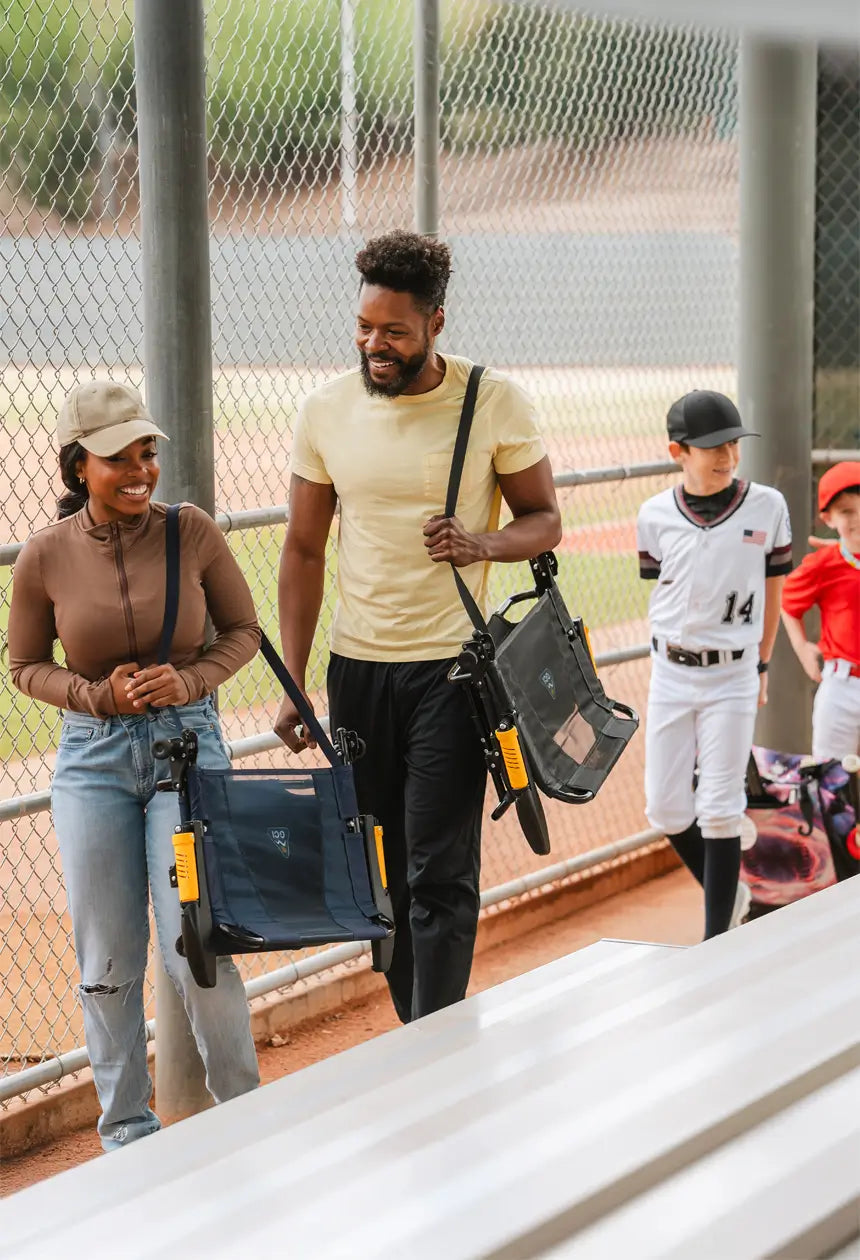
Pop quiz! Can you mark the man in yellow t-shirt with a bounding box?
[276,230,561,1024]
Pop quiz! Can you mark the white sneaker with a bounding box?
[729,880,751,930]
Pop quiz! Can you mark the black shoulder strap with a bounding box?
[444,363,485,518]
[158,504,182,665]
[259,632,340,768]
[445,364,490,635]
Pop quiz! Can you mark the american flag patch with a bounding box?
[743,529,767,546]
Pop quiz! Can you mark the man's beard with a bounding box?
[359,344,429,398]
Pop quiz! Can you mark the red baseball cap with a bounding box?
[818,461,860,513]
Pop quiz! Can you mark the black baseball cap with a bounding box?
[667,391,759,449]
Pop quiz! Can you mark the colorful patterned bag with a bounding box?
[742,746,859,910]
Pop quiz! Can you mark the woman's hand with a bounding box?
[125,663,191,709]
[110,662,140,714]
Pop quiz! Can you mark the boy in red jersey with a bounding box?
[781,461,860,760]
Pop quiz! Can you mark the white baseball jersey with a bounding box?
[637,480,792,650]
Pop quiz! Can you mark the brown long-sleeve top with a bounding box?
[8,501,261,715]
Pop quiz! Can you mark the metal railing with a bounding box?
[2,448,850,568]
[0,448,848,825]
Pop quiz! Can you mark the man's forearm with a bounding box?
[477,508,562,563]
[759,576,785,662]
[278,547,326,684]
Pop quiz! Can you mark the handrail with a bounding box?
[0,642,652,823]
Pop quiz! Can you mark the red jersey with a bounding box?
[781,544,860,668]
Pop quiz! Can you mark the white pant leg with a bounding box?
[645,656,698,836]
[812,670,860,761]
[694,663,759,839]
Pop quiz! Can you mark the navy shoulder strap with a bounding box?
[259,632,340,768]
[158,504,339,767]
[157,504,182,665]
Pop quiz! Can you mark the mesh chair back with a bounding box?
[189,764,388,950]
[488,591,637,803]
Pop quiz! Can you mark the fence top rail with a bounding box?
[0,450,849,566]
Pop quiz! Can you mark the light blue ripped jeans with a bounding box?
[51,695,259,1151]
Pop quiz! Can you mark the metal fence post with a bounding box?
[738,37,818,755]
[134,0,216,1122]
[340,0,359,231]
[413,0,440,237]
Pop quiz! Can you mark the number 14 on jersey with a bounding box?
[722,591,755,625]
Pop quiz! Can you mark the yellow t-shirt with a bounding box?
[290,354,547,661]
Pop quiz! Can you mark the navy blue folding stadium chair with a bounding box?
[153,636,394,989]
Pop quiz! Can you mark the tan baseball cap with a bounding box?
[57,380,170,457]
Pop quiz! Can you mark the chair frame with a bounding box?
[153,727,395,988]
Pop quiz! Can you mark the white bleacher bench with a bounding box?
[2,878,858,1259]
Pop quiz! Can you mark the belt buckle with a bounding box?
[667,645,701,668]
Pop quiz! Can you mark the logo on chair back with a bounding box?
[269,828,290,858]
[539,668,556,700]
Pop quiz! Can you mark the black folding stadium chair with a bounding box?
[449,551,640,855]
[154,636,394,989]
[444,365,639,856]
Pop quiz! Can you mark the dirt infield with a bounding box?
[1,362,733,537]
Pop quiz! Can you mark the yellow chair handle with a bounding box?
[172,830,199,904]
[495,722,529,791]
[373,825,388,892]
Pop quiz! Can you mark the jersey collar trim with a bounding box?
[673,479,750,529]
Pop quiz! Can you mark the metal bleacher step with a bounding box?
[1,881,857,1260]
[0,937,679,1255]
[540,1065,860,1260]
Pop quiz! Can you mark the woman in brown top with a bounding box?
[8,380,260,1150]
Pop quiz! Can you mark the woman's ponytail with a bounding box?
[57,442,89,520]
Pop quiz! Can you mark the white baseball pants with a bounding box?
[645,653,759,840]
[812,662,860,761]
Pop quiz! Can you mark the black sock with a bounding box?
[666,821,705,886]
[703,837,741,939]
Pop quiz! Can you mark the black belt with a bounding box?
[653,637,745,668]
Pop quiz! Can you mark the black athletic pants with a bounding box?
[328,653,486,1024]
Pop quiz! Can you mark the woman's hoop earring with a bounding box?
[79,477,86,486]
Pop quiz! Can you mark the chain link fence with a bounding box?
[1,0,753,1102]
[813,45,859,460]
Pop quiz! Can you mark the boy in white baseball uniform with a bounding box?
[637,391,792,937]
[781,461,860,761]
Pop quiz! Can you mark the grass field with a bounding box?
[0,361,721,766]
[0,524,649,762]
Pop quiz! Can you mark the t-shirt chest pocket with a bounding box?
[423,451,476,511]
